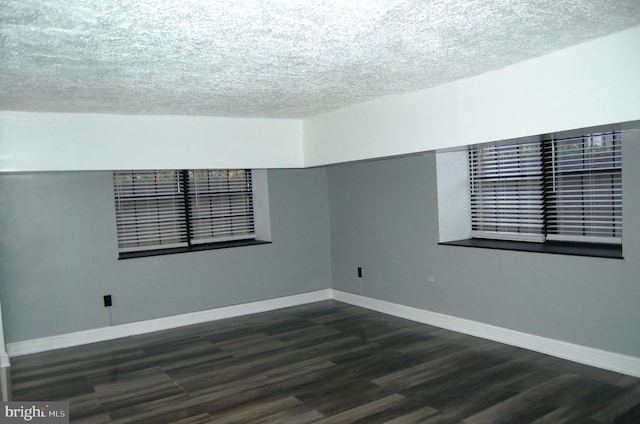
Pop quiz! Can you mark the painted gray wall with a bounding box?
[327,132,640,357]
[0,168,332,343]
[2,132,638,359]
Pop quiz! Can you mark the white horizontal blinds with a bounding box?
[469,142,544,240]
[113,171,188,251]
[543,132,622,244]
[187,169,255,243]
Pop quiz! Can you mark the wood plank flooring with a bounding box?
[10,300,640,423]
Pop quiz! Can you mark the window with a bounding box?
[469,141,544,242]
[543,134,622,243]
[468,132,622,250]
[113,169,265,258]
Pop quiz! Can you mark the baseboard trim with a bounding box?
[7,288,640,378]
[7,289,332,357]
[331,289,640,378]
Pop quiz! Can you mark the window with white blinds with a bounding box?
[469,132,622,245]
[187,169,255,244]
[543,133,622,244]
[469,142,544,241]
[113,169,255,254]
[113,170,188,251]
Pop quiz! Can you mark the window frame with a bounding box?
[113,169,270,259]
[438,132,623,259]
[468,140,545,242]
[542,133,622,245]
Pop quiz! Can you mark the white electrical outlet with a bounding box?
[427,275,436,283]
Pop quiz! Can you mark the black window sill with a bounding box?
[439,238,623,259]
[118,239,271,260]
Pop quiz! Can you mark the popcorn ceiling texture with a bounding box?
[1,0,640,118]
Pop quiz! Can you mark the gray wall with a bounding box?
[327,132,640,357]
[0,168,332,343]
[3,134,639,359]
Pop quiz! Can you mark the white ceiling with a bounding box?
[1,0,640,119]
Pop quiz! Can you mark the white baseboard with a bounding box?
[6,289,332,357]
[7,288,640,378]
[331,289,640,378]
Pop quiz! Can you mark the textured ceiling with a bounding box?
[1,1,640,119]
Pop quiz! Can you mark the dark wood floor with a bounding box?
[10,300,640,423]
